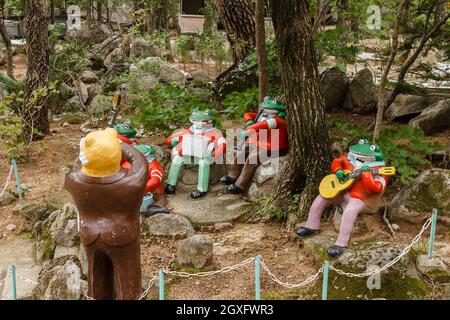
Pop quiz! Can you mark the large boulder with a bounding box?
[177,235,213,269]
[320,67,350,110]
[32,256,85,300]
[342,68,377,114]
[61,96,83,113]
[130,37,161,58]
[14,202,51,232]
[89,35,122,64]
[34,203,80,263]
[416,254,450,283]
[389,169,450,224]
[80,70,98,84]
[385,94,441,121]
[248,156,288,201]
[157,63,188,85]
[0,191,16,206]
[143,214,195,239]
[88,94,112,117]
[66,22,112,45]
[409,99,450,134]
[104,48,125,68]
[213,63,258,99]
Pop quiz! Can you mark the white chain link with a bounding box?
[163,257,256,278]
[15,273,38,285]
[0,269,9,288]
[139,273,158,300]
[0,165,13,198]
[261,260,323,289]
[330,216,432,278]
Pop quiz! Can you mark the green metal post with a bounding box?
[322,260,329,300]
[255,255,261,300]
[428,208,438,258]
[159,268,164,300]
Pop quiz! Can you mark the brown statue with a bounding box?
[65,128,148,300]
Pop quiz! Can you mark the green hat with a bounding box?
[259,96,285,112]
[114,122,137,138]
[134,144,155,157]
[189,109,216,122]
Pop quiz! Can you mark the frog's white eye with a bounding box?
[123,123,130,129]
[264,96,270,101]
[204,110,209,115]
[370,145,376,151]
[273,99,278,104]
[359,139,365,144]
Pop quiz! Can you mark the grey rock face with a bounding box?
[177,235,214,269]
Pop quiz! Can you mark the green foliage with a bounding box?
[328,117,444,185]
[220,85,283,120]
[134,83,213,133]
[243,39,280,77]
[0,93,25,159]
[220,88,259,120]
[174,35,194,66]
[0,74,25,94]
[314,26,360,65]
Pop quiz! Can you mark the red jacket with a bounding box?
[121,159,164,195]
[118,134,138,145]
[331,153,387,204]
[165,128,226,158]
[244,112,288,151]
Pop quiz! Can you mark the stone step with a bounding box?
[1,265,40,300]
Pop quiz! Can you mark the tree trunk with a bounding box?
[0,20,14,79]
[337,0,350,43]
[255,0,268,102]
[203,0,219,35]
[216,0,256,64]
[50,0,56,24]
[21,0,49,140]
[373,0,406,142]
[97,1,102,22]
[262,0,332,230]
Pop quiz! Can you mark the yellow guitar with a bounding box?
[319,167,396,199]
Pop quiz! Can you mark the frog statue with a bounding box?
[296,139,391,258]
[220,96,288,195]
[115,122,138,145]
[164,109,226,199]
[65,128,148,299]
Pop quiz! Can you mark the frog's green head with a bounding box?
[259,96,286,118]
[349,139,385,166]
[114,122,136,138]
[134,144,156,162]
[189,109,216,130]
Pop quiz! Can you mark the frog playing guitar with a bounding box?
[296,139,395,258]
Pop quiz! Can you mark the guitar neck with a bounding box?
[346,168,379,180]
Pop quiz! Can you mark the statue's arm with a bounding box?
[121,143,149,183]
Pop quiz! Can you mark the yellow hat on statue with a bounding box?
[80,128,122,177]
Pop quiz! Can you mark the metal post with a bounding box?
[11,160,23,200]
[428,208,438,258]
[255,255,261,300]
[11,265,17,300]
[159,268,164,300]
[321,260,329,300]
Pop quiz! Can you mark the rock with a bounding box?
[214,222,233,231]
[77,82,89,104]
[140,74,159,91]
[62,122,70,127]
[62,96,83,113]
[53,219,79,248]
[60,82,76,98]
[45,188,73,211]
[1,265,40,300]
[342,68,377,114]
[78,245,88,276]
[32,256,84,300]
[86,83,102,104]
[89,35,122,64]
[80,70,98,84]
[130,37,161,58]
[66,22,112,45]
[88,94,112,116]
[248,156,288,201]
[0,191,16,206]
[5,224,16,232]
[177,235,213,269]
[409,99,450,134]
[157,63,187,85]
[213,63,258,99]
[190,70,212,84]
[14,202,50,232]
[144,214,195,239]
[60,113,88,125]
[104,47,125,68]
[389,169,449,224]
[391,223,400,231]
[320,67,350,110]
[385,94,441,121]
[54,246,79,259]
[416,254,450,282]
[431,62,450,80]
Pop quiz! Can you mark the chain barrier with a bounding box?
[163,257,256,278]
[260,260,323,289]
[330,216,432,278]
[0,165,13,198]
[6,216,434,299]
[0,269,9,288]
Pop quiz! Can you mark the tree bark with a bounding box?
[50,0,56,24]
[0,19,14,79]
[97,1,102,22]
[255,0,268,102]
[216,0,256,64]
[262,0,332,230]
[21,0,49,140]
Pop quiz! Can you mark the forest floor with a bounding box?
[0,112,448,299]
